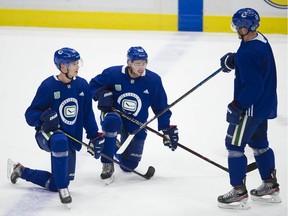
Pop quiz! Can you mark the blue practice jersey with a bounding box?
[25,75,99,151]
[90,65,171,139]
[234,32,277,119]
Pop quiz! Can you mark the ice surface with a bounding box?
[0,27,286,216]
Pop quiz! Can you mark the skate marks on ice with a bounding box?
[3,188,55,216]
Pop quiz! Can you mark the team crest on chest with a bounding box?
[117,92,142,116]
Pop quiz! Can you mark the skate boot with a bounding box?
[218,184,249,210]
[101,163,115,185]
[7,158,24,184]
[250,170,281,203]
[59,188,72,209]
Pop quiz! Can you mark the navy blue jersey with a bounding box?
[25,75,99,151]
[234,32,277,119]
[90,66,171,139]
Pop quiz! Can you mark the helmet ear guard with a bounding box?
[231,8,260,32]
[54,47,81,69]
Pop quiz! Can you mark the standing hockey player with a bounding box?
[7,47,104,208]
[89,46,179,184]
[217,8,281,209]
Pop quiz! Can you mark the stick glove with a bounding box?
[40,109,59,133]
[162,125,179,151]
[97,90,113,113]
[220,52,236,73]
[226,101,245,125]
[88,133,105,159]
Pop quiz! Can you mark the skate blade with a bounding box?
[103,175,115,186]
[251,192,281,203]
[63,203,71,210]
[218,198,250,210]
[7,158,15,181]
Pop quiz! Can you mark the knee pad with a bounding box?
[119,158,139,172]
[252,147,270,156]
[102,112,121,135]
[49,132,69,154]
[228,150,245,158]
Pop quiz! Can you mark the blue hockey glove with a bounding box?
[97,90,113,113]
[40,109,59,133]
[88,133,105,159]
[220,52,236,73]
[226,101,245,125]
[162,125,179,151]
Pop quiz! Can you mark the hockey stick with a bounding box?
[63,132,155,180]
[112,107,258,173]
[117,67,223,154]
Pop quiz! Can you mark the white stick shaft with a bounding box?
[116,134,134,154]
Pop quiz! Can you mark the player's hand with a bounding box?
[162,125,179,151]
[40,109,59,133]
[88,133,105,159]
[226,101,245,125]
[220,52,236,73]
[97,90,113,113]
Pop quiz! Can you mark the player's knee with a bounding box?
[119,159,139,172]
[226,142,245,158]
[49,132,69,153]
[102,112,121,134]
[252,147,271,156]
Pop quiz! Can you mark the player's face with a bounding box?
[129,60,147,78]
[65,60,82,77]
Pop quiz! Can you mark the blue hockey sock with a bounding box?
[254,148,275,180]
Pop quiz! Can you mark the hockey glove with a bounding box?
[226,101,245,125]
[220,52,236,73]
[97,90,113,113]
[40,109,60,133]
[88,133,105,159]
[162,125,179,151]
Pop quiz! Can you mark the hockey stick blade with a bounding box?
[117,68,223,154]
[64,132,155,180]
[144,166,156,179]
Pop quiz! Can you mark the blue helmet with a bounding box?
[127,46,148,62]
[54,47,80,69]
[231,8,260,32]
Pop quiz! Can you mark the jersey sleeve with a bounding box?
[25,82,51,128]
[151,76,171,131]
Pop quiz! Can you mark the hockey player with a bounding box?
[7,47,104,207]
[217,8,281,209]
[89,46,179,184]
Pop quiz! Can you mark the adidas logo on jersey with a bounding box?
[79,92,84,96]
[143,89,149,94]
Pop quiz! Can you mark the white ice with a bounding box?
[0,27,287,216]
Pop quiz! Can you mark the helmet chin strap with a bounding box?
[60,69,73,81]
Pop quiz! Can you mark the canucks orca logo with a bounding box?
[117,92,142,116]
[59,98,78,125]
[264,0,287,9]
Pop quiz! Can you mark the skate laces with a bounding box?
[223,188,236,199]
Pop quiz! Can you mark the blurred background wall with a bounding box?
[0,0,287,33]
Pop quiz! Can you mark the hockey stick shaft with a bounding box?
[117,67,223,154]
[112,108,257,173]
[63,132,154,179]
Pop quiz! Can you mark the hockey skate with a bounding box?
[250,170,281,203]
[7,158,24,184]
[218,185,250,210]
[59,188,72,209]
[101,163,115,185]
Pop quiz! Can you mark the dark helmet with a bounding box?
[231,8,260,32]
[54,47,80,69]
[127,46,148,62]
